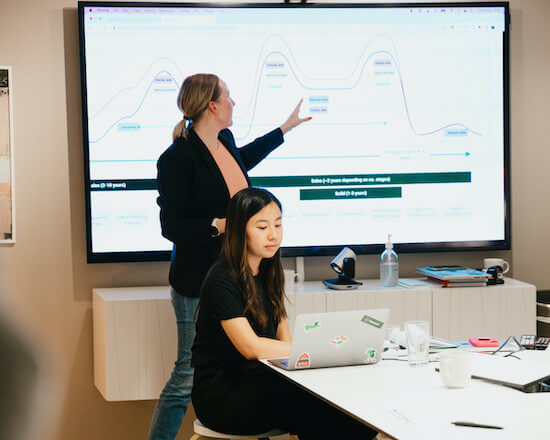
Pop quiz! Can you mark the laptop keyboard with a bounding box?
[280,358,289,367]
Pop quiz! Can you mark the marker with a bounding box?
[452,421,503,430]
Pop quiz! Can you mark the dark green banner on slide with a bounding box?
[301,187,402,201]
[250,172,471,188]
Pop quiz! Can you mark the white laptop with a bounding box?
[268,309,389,370]
[467,353,550,392]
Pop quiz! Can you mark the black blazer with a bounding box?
[157,127,284,296]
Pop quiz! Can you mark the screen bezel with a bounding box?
[78,1,511,263]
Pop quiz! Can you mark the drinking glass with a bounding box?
[404,320,430,367]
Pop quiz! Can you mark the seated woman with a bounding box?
[191,187,378,439]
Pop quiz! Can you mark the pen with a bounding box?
[452,421,503,430]
[390,409,412,424]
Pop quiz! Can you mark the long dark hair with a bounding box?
[222,187,286,331]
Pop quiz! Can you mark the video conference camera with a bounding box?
[323,247,362,290]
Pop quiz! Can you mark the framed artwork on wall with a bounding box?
[0,66,15,244]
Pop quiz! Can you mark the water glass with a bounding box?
[405,320,430,367]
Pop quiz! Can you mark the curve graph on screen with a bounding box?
[87,34,482,147]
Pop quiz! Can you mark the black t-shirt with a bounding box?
[191,262,278,375]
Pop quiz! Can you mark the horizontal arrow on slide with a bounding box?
[430,152,471,157]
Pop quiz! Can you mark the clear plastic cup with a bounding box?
[404,320,430,367]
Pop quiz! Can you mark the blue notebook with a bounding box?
[416,266,491,281]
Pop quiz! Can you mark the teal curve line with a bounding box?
[233,122,387,127]
[233,33,403,119]
[92,39,481,143]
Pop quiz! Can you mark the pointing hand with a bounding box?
[280,99,312,134]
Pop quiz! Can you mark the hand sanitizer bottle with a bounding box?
[380,234,399,287]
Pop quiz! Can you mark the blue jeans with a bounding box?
[148,290,199,440]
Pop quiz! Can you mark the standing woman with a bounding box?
[148,73,310,440]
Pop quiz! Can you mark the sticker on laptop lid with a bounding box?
[329,336,348,348]
[363,348,377,364]
[295,352,310,369]
[304,321,321,332]
[361,314,384,329]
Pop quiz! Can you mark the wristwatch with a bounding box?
[210,218,221,237]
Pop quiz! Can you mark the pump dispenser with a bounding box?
[380,234,399,287]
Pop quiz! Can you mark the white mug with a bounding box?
[439,350,471,388]
[283,269,303,294]
[483,258,509,274]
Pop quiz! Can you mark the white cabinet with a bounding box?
[93,286,174,401]
[431,278,536,340]
[93,278,535,401]
[285,280,432,334]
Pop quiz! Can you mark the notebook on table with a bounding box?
[416,266,491,281]
[268,309,389,371]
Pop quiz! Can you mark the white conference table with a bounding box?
[261,351,550,439]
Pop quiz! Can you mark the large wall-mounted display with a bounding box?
[78,2,510,263]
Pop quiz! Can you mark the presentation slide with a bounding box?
[81,4,507,257]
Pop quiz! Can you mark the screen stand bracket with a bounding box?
[296,256,305,285]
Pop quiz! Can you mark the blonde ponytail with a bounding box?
[172,119,187,141]
[173,73,221,141]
